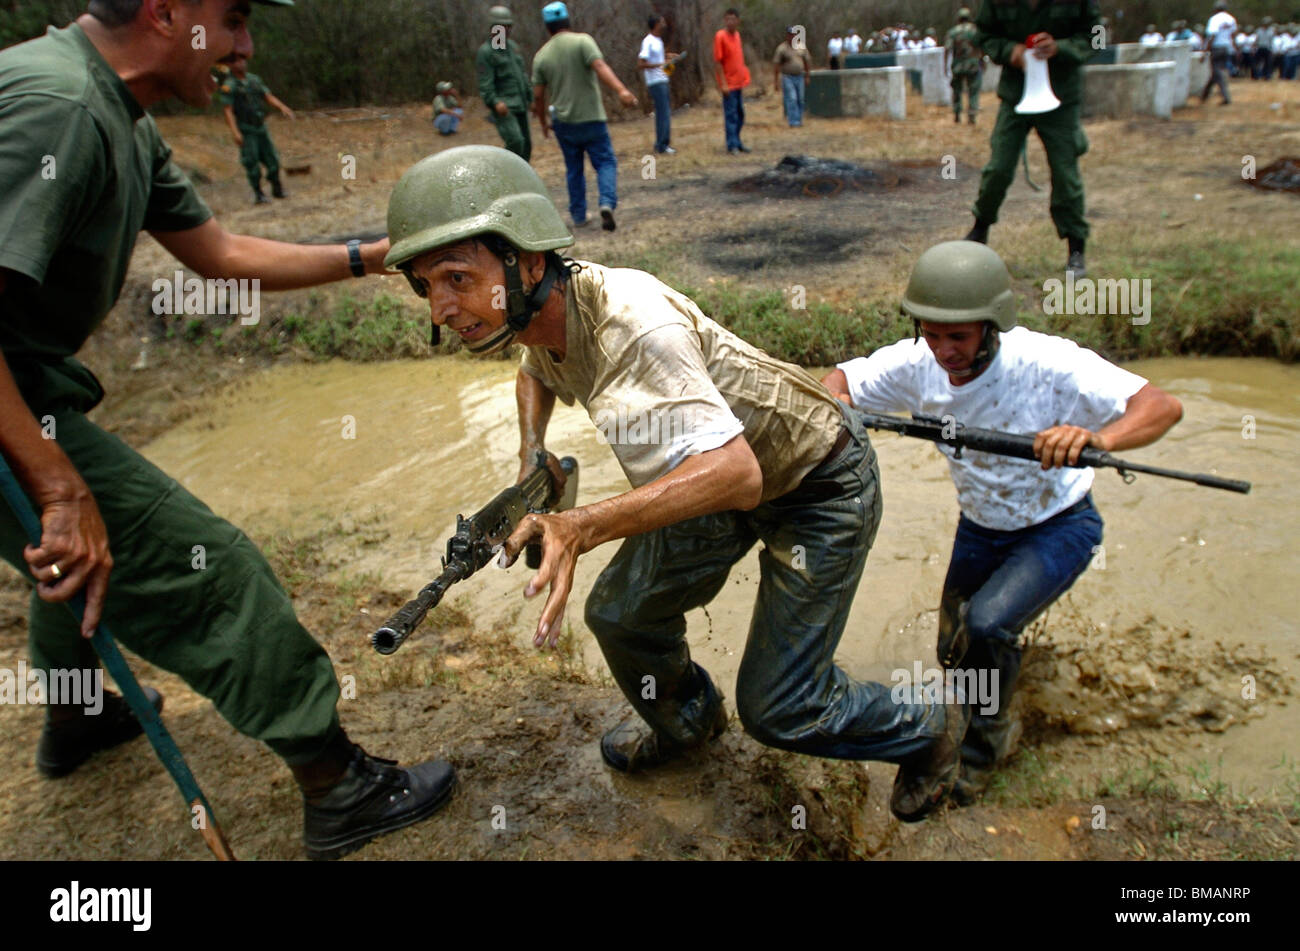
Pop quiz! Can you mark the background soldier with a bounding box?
[945,7,982,125]
[219,53,294,204]
[477,5,533,161]
[432,80,464,136]
[965,0,1100,278]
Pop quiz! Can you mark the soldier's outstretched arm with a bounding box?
[150,219,391,290]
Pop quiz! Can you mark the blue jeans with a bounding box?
[551,119,617,223]
[781,73,805,126]
[722,88,745,149]
[433,112,460,135]
[648,81,671,151]
[584,404,953,765]
[937,495,1103,769]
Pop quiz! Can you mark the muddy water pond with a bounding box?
[142,355,1298,797]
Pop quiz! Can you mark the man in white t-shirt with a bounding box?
[827,30,844,68]
[639,14,680,154]
[385,147,972,823]
[1201,1,1237,103]
[822,241,1183,803]
[1140,25,1163,45]
[845,29,863,54]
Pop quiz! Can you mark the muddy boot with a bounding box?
[964,218,990,244]
[37,687,164,779]
[295,730,456,861]
[269,174,287,199]
[601,673,727,774]
[252,186,270,205]
[890,698,970,822]
[950,636,1024,807]
[1066,237,1086,279]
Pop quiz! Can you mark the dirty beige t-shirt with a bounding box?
[519,262,842,502]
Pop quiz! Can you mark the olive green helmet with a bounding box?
[488,5,513,25]
[901,241,1017,331]
[385,145,573,271]
[957,8,972,21]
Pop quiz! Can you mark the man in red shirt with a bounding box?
[713,7,751,153]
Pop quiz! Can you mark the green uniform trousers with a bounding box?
[239,125,280,190]
[0,399,341,765]
[491,110,532,162]
[951,69,982,117]
[972,99,1090,241]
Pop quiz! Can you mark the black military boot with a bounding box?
[890,698,970,822]
[601,668,727,773]
[269,174,287,199]
[294,731,456,861]
[1066,237,1086,279]
[252,186,270,205]
[964,218,990,244]
[954,112,961,123]
[37,687,164,779]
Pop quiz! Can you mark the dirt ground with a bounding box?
[1,82,1298,861]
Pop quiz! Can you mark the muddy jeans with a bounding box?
[584,404,950,766]
[937,495,1103,770]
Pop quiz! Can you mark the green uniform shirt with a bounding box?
[0,23,212,405]
[975,0,1100,106]
[218,72,271,131]
[532,32,606,124]
[476,38,532,113]
[946,22,983,74]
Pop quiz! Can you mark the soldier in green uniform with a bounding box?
[945,7,983,124]
[218,54,293,204]
[965,0,1100,278]
[0,0,454,860]
[476,5,533,161]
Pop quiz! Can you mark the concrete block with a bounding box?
[807,67,906,119]
[1082,61,1175,119]
[896,48,952,106]
[1112,41,1193,107]
[1187,48,1211,97]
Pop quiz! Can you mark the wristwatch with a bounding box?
[346,238,366,278]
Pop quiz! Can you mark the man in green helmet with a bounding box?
[945,7,982,125]
[822,241,1183,803]
[965,0,1100,278]
[477,5,533,160]
[0,0,454,860]
[385,145,971,823]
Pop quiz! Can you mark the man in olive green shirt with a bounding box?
[0,0,453,861]
[966,0,1100,278]
[531,1,637,231]
[217,54,294,203]
[476,5,533,160]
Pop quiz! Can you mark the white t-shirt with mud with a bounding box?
[837,328,1148,531]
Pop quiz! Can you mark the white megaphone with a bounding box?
[1015,40,1061,114]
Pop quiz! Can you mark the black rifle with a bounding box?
[856,412,1251,494]
[371,453,579,655]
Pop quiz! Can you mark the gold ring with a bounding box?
[50,563,62,579]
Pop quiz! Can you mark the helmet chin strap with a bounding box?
[467,245,562,355]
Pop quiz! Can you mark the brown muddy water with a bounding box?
[142,355,1299,799]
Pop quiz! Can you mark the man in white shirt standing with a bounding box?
[845,29,863,55]
[1140,24,1163,45]
[828,30,844,69]
[822,242,1183,803]
[1201,1,1238,103]
[639,14,679,154]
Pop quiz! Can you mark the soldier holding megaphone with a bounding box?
[963,0,1101,279]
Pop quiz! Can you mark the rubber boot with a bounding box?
[600,666,727,773]
[269,174,287,199]
[1066,237,1086,279]
[964,218,990,244]
[253,185,270,205]
[294,730,456,861]
[951,637,1024,806]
